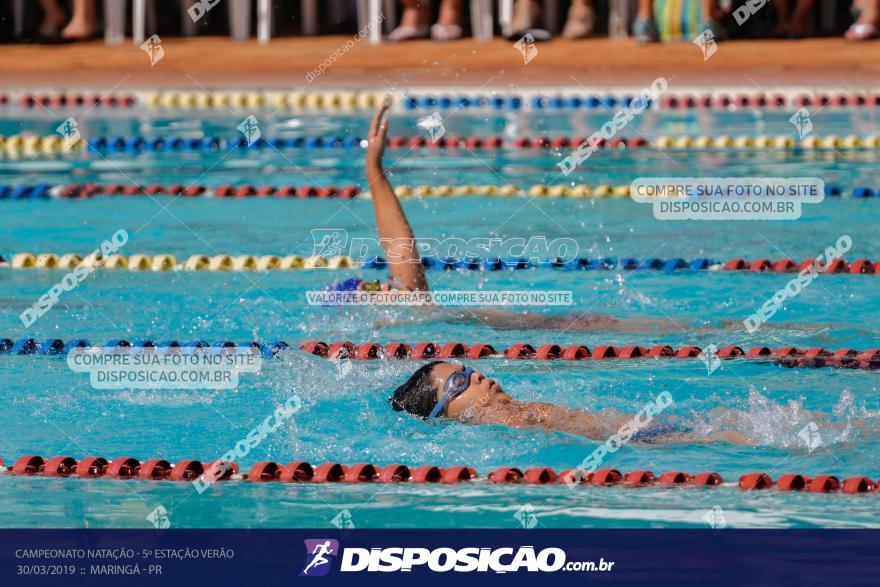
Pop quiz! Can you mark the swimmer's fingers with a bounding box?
[368,109,381,140]
[376,117,389,145]
[369,103,389,140]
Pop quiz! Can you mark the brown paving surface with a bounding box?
[1,36,879,89]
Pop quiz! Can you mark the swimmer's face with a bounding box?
[356,280,396,292]
[430,362,511,420]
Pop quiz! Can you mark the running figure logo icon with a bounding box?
[140,34,165,66]
[514,33,538,65]
[237,115,262,147]
[698,344,721,375]
[417,112,446,143]
[146,505,171,529]
[300,539,339,577]
[56,117,81,151]
[514,504,539,528]
[310,229,348,257]
[692,29,717,61]
[789,108,814,139]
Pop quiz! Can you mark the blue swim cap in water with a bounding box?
[323,278,383,305]
[332,278,364,292]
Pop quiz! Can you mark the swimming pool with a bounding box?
[2,101,879,529]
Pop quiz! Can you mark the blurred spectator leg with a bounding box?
[382,0,400,31]
[772,0,792,36]
[389,0,431,41]
[62,0,97,40]
[181,0,199,36]
[562,0,595,39]
[431,0,463,40]
[506,0,550,40]
[790,0,816,37]
[633,0,658,43]
[544,0,559,32]
[37,0,67,39]
[845,0,879,40]
[301,0,319,35]
[700,0,722,36]
[772,0,816,37]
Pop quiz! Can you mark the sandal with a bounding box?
[387,25,429,42]
[505,27,551,42]
[633,18,658,43]
[845,22,879,41]
[430,23,463,41]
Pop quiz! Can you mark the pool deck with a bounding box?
[1,37,878,89]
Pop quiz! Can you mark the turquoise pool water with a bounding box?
[1,108,879,529]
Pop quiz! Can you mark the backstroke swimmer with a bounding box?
[390,360,753,445]
[336,102,696,333]
[339,103,842,336]
[390,359,872,447]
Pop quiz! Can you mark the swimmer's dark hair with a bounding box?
[390,361,445,419]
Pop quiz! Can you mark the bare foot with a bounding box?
[399,3,430,30]
[562,3,595,39]
[508,0,542,36]
[62,18,96,40]
[436,1,461,28]
[388,4,431,41]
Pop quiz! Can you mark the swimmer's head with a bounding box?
[331,278,392,293]
[390,361,510,421]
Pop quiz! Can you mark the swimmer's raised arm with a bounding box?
[365,103,429,292]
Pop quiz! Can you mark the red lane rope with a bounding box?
[58,184,360,199]
[300,342,880,369]
[722,258,876,274]
[16,94,136,108]
[5,455,877,494]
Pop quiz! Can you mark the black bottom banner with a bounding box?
[2,529,877,586]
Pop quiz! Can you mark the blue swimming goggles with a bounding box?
[427,367,475,422]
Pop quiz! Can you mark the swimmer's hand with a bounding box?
[366,101,390,173]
